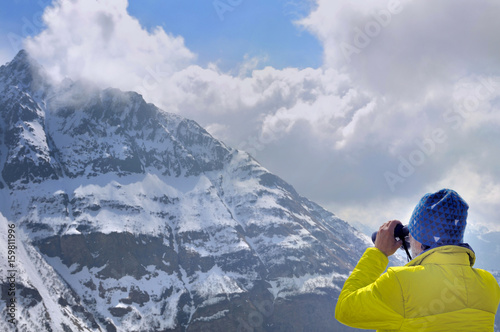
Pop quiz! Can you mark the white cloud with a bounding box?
[300,0,500,97]
[24,0,195,93]
[327,195,417,231]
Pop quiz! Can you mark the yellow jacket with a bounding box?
[335,246,500,331]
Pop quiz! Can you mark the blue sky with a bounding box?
[1,0,500,257]
[0,0,322,70]
[127,0,322,70]
[0,0,47,61]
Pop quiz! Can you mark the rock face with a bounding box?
[0,50,373,332]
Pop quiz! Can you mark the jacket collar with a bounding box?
[405,244,476,267]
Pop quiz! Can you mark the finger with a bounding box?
[387,220,402,232]
[379,220,392,231]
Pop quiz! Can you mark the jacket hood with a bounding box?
[406,244,476,267]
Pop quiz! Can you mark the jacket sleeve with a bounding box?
[335,247,405,330]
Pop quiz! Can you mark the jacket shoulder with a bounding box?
[472,268,500,294]
[387,265,424,277]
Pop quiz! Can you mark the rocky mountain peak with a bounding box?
[0,49,50,94]
[0,51,233,190]
[2,49,32,72]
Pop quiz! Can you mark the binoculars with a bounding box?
[372,224,412,261]
[371,223,410,247]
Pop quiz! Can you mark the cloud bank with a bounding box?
[22,0,500,231]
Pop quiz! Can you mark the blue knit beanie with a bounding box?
[408,189,468,247]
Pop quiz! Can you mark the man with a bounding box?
[335,189,500,331]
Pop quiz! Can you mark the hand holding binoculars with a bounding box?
[371,223,410,248]
[372,223,412,261]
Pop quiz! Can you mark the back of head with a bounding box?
[408,189,468,248]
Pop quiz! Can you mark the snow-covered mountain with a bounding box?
[0,50,374,331]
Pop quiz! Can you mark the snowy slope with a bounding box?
[0,213,99,331]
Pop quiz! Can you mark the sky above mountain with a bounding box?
[1,0,500,236]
